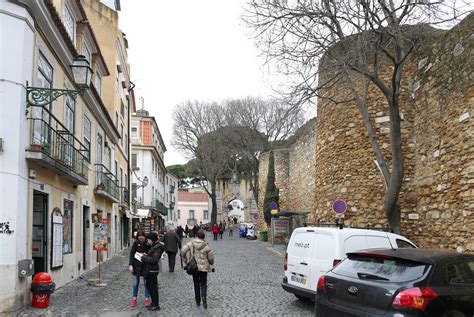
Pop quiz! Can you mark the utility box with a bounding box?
[18,259,34,278]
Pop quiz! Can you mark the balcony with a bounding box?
[26,107,88,185]
[94,164,120,203]
[118,187,130,208]
[152,199,168,216]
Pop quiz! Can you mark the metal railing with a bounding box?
[153,199,168,215]
[28,106,88,179]
[95,164,119,200]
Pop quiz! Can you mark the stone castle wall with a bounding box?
[258,15,473,252]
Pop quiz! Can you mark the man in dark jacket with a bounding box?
[141,233,165,311]
[163,229,182,272]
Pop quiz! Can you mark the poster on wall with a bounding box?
[51,208,64,268]
[92,212,108,251]
[271,218,290,245]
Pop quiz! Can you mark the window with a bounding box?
[83,115,91,161]
[124,133,128,154]
[189,210,195,220]
[125,174,128,190]
[446,261,474,284]
[94,72,102,96]
[121,101,125,117]
[152,158,155,174]
[114,160,118,179]
[204,210,209,220]
[177,210,180,219]
[82,42,91,63]
[63,5,75,43]
[120,123,123,142]
[96,133,103,185]
[115,113,118,129]
[131,127,138,139]
[166,193,169,203]
[396,239,416,248]
[132,154,137,167]
[115,72,120,95]
[63,199,73,254]
[64,91,75,164]
[120,167,123,187]
[132,183,137,201]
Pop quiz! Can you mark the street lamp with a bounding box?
[137,176,149,206]
[26,55,93,107]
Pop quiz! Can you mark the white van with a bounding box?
[282,226,417,300]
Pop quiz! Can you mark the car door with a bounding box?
[310,232,336,291]
[287,231,316,291]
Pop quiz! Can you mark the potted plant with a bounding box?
[29,143,41,152]
[41,142,50,154]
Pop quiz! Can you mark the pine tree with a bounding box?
[263,150,279,225]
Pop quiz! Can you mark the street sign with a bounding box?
[335,214,345,218]
[268,201,278,210]
[271,209,278,215]
[332,199,347,214]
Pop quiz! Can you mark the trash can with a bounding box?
[260,231,268,242]
[31,272,55,308]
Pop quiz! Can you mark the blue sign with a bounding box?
[268,201,278,210]
[332,200,347,214]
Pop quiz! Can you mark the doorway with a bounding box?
[82,206,90,270]
[32,192,48,274]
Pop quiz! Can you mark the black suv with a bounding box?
[316,248,474,316]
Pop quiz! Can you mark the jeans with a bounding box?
[132,274,149,299]
[213,233,218,240]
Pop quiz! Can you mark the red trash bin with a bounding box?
[31,272,55,308]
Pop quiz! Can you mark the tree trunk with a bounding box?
[210,180,218,225]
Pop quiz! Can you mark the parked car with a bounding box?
[316,248,474,316]
[282,226,417,300]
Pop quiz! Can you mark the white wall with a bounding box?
[0,1,34,312]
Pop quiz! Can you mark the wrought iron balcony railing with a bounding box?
[94,164,119,202]
[26,106,88,185]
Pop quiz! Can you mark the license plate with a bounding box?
[290,275,307,285]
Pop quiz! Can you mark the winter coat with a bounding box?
[163,230,182,253]
[212,225,219,234]
[181,238,214,272]
[184,226,189,234]
[129,240,150,276]
[141,241,165,274]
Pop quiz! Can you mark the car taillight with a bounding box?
[317,275,326,292]
[392,287,438,311]
[333,259,341,267]
[284,252,288,271]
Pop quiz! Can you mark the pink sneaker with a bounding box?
[130,299,137,307]
[144,299,150,306]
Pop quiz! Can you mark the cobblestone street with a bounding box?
[17,228,313,316]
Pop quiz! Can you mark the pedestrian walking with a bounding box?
[128,230,151,307]
[163,228,182,272]
[229,225,233,237]
[141,233,165,311]
[181,230,214,309]
[185,225,190,238]
[212,223,219,241]
[193,224,199,237]
[218,221,224,239]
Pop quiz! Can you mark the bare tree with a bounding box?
[172,101,231,224]
[245,1,471,233]
[223,97,305,207]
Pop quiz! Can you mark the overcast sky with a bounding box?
[119,0,276,166]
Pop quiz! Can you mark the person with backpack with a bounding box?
[140,232,165,311]
[180,230,214,309]
[128,230,151,307]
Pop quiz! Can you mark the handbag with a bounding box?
[185,243,198,275]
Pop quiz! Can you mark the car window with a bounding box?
[396,239,416,248]
[333,255,429,283]
[446,260,474,284]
